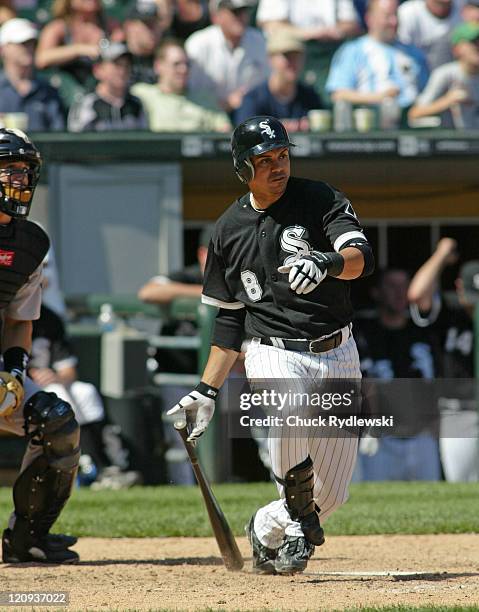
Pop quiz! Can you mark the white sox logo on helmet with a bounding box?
[259,120,275,139]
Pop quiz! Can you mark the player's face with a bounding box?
[249,147,290,198]
[0,161,30,187]
[0,161,31,222]
[378,270,410,314]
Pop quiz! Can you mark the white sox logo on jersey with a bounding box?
[280,225,312,266]
[259,120,275,139]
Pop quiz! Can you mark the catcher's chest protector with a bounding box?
[0,220,49,311]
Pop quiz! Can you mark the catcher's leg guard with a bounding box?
[5,392,80,563]
[275,456,325,546]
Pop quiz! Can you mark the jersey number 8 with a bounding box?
[241,270,263,302]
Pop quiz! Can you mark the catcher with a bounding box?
[0,128,79,563]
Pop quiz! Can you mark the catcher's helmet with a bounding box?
[231,116,294,183]
[0,128,42,219]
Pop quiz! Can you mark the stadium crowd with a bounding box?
[0,0,477,132]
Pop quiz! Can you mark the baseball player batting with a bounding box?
[168,115,374,575]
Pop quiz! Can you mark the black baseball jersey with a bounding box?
[411,292,474,379]
[354,315,440,379]
[0,219,49,311]
[202,177,370,339]
[354,315,441,436]
[438,296,474,379]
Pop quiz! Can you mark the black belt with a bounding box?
[259,328,347,354]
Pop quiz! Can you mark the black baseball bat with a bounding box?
[174,419,244,571]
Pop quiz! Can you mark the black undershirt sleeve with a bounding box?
[212,308,246,352]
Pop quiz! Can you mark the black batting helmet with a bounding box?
[0,128,42,219]
[231,116,294,183]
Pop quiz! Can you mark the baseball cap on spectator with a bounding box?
[128,0,158,20]
[460,261,479,305]
[451,22,479,45]
[267,28,304,55]
[98,41,131,62]
[212,0,256,11]
[0,18,38,45]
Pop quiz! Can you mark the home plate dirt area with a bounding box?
[1,534,478,610]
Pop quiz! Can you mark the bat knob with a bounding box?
[174,419,187,431]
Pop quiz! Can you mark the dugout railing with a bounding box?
[0,296,221,485]
[67,295,222,482]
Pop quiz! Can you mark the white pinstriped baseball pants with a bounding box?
[244,332,361,549]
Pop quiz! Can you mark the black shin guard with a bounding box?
[275,456,325,546]
[12,392,80,550]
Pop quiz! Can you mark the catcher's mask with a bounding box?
[231,115,295,184]
[0,129,42,219]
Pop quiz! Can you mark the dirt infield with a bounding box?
[0,534,478,610]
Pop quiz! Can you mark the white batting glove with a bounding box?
[278,253,328,295]
[279,251,345,295]
[167,382,219,442]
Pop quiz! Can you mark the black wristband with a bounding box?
[3,347,29,381]
[196,381,219,399]
[326,252,345,277]
[311,251,344,277]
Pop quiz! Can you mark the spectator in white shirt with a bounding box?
[398,0,464,70]
[185,0,269,113]
[256,0,361,42]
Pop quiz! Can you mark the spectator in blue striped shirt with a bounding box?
[325,0,429,110]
